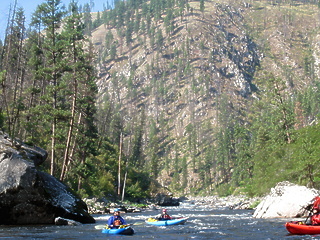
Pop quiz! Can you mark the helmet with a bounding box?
[162,208,167,212]
[114,208,121,212]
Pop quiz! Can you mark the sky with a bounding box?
[0,0,112,41]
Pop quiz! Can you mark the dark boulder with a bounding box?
[0,133,95,224]
[155,193,180,206]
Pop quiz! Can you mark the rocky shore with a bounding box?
[84,181,320,220]
[84,195,262,215]
[182,195,262,210]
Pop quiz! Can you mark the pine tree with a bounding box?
[59,0,92,181]
[83,3,92,36]
[148,120,159,178]
[31,0,66,176]
[200,0,205,16]
[0,5,26,138]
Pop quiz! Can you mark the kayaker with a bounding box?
[156,208,172,220]
[309,196,320,225]
[107,208,127,228]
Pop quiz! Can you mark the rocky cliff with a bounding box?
[91,1,261,193]
[89,0,320,194]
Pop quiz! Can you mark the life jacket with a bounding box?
[160,214,171,220]
[312,213,320,225]
[313,196,320,210]
[113,219,122,226]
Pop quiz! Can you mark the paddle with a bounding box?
[304,204,314,224]
[95,222,145,229]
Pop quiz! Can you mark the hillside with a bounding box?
[87,0,320,195]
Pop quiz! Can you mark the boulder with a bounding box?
[253,181,320,218]
[55,217,81,226]
[0,133,95,224]
[155,193,180,206]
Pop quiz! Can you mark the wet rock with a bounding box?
[0,133,95,225]
[127,207,141,213]
[55,217,81,226]
[253,181,320,218]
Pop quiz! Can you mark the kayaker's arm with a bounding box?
[107,216,114,227]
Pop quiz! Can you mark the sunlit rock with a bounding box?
[253,181,319,218]
[0,132,95,225]
[55,217,81,226]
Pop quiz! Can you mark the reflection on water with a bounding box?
[0,202,318,240]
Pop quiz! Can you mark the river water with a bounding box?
[0,201,318,240]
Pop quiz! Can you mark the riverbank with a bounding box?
[84,195,262,214]
[183,195,262,210]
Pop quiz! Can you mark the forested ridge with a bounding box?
[1,0,320,201]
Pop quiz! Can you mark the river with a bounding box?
[0,201,318,240]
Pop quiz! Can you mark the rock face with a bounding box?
[0,133,95,224]
[253,181,320,218]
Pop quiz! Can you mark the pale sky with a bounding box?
[0,0,113,41]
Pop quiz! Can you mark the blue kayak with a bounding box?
[145,217,188,226]
[101,226,134,235]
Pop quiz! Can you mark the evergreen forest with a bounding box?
[1,0,320,201]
